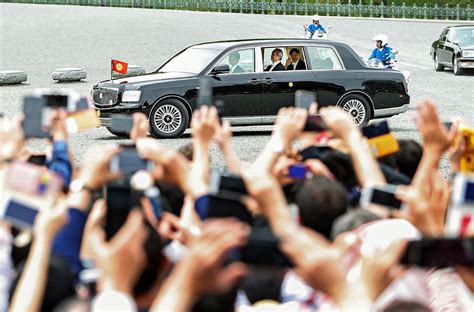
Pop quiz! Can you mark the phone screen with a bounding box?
[1,199,39,229]
[23,96,51,139]
[104,184,140,240]
[362,121,390,139]
[44,94,68,108]
[197,77,213,107]
[400,238,474,268]
[195,192,253,225]
[371,188,402,209]
[304,115,326,132]
[111,146,149,175]
[27,154,47,166]
[295,90,315,110]
[218,173,248,195]
[288,164,308,179]
[110,114,134,134]
[466,181,474,202]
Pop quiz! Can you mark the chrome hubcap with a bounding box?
[154,104,182,134]
[342,99,366,126]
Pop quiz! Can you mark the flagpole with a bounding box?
[111,58,114,84]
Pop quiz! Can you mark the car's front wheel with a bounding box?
[434,54,444,72]
[453,57,464,76]
[149,99,189,138]
[339,94,371,127]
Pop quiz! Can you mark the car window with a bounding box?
[307,46,343,70]
[440,28,449,41]
[446,29,454,42]
[216,49,255,74]
[262,47,288,69]
[455,28,474,45]
[159,48,222,74]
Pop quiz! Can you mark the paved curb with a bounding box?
[112,65,146,78]
[52,67,87,82]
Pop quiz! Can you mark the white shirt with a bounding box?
[291,60,299,70]
[230,64,239,73]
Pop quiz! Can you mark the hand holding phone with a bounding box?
[304,115,327,132]
[361,184,403,210]
[22,96,51,139]
[110,144,152,175]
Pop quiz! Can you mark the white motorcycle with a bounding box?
[304,25,331,40]
[367,51,411,83]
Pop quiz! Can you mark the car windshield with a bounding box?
[455,28,474,46]
[158,47,222,74]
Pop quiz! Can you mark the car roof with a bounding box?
[447,25,474,29]
[190,38,350,50]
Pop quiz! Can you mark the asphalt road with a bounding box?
[1,3,473,168]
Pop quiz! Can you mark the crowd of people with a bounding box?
[0,96,473,311]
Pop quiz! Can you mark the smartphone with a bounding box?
[22,96,51,139]
[104,184,142,239]
[27,154,47,166]
[110,145,152,175]
[65,110,100,134]
[361,184,403,210]
[194,192,253,225]
[231,226,292,267]
[109,114,134,134]
[209,170,248,195]
[295,90,315,110]
[288,164,309,180]
[400,238,474,268]
[304,115,327,132]
[0,198,39,229]
[197,76,213,107]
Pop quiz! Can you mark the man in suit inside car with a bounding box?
[286,48,307,70]
[229,52,245,73]
[265,48,286,72]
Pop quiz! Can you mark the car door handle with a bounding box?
[248,78,261,84]
[263,78,275,84]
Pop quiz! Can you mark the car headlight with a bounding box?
[462,50,474,58]
[122,90,141,102]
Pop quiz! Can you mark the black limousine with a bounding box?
[431,25,474,75]
[92,39,410,138]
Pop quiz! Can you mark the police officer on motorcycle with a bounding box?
[304,15,327,38]
[369,34,395,67]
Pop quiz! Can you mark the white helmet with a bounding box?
[312,15,321,22]
[372,34,388,46]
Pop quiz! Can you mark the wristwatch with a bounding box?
[69,178,96,194]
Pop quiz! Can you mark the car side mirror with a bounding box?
[212,64,230,75]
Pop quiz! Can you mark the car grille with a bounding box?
[92,87,119,107]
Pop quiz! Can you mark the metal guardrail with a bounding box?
[2,0,473,20]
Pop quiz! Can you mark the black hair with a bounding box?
[395,139,422,179]
[295,176,348,240]
[300,146,358,191]
[192,288,238,312]
[240,267,285,304]
[289,48,300,55]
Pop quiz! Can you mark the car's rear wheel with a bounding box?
[434,54,444,71]
[453,57,463,76]
[339,94,371,127]
[106,127,128,138]
[149,99,189,138]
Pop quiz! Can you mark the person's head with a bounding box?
[295,176,348,240]
[289,48,300,63]
[312,15,320,25]
[229,52,240,67]
[271,48,283,63]
[395,139,423,179]
[331,209,381,240]
[373,34,388,48]
[240,267,285,304]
